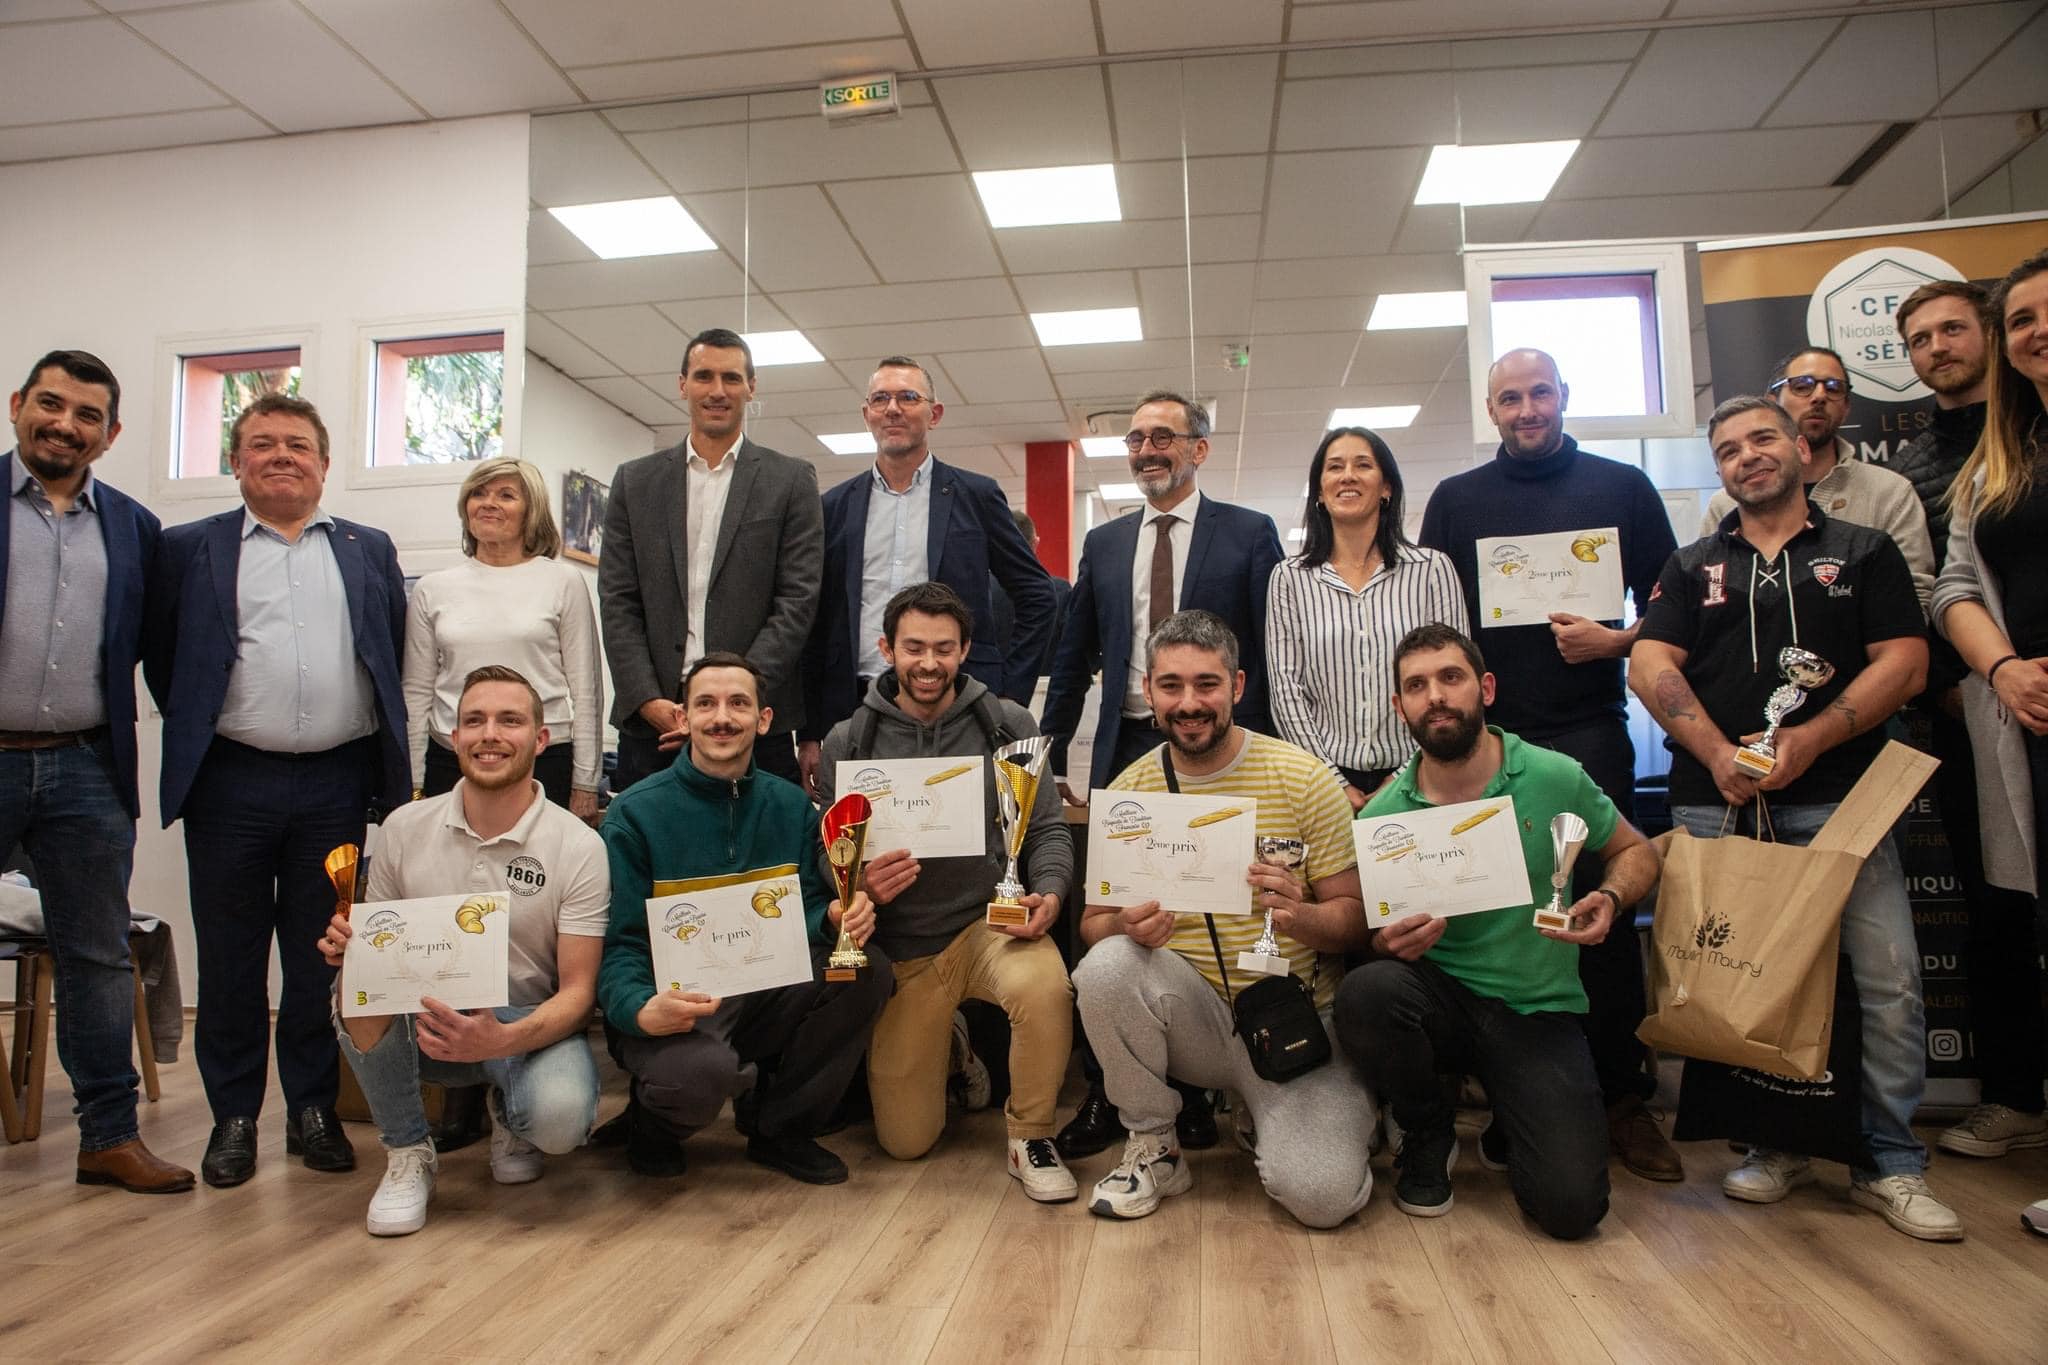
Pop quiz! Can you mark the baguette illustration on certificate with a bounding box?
[1355,795,1529,923]
[836,755,985,859]
[1086,791,1258,917]
[647,864,814,998]
[1474,528,1624,627]
[341,892,511,1017]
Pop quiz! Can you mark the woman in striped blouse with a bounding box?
[1266,427,1468,810]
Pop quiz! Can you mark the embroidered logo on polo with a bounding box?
[1702,561,1727,607]
[505,855,546,896]
[1811,559,1842,587]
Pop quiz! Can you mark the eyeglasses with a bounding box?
[1123,428,1194,453]
[1769,375,1847,398]
[865,390,929,411]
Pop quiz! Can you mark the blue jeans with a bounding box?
[1671,802,1928,1179]
[0,740,140,1152]
[335,1004,598,1154]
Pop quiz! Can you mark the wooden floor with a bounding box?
[4,1045,2046,1364]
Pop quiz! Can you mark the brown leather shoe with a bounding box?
[77,1138,197,1194]
[1608,1095,1684,1182]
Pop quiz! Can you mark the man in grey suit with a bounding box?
[599,328,824,792]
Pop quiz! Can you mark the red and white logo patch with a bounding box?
[1812,562,1841,587]
[1702,561,1727,607]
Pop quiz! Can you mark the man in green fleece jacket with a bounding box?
[599,651,891,1185]
[817,582,1076,1201]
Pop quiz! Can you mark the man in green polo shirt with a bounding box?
[1333,623,1660,1239]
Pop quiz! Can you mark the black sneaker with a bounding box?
[1394,1124,1458,1217]
[1478,1116,1508,1172]
[1175,1086,1219,1151]
[746,1133,848,1185]
[1056,1085,1121,1160]
[625,1100,688,1178]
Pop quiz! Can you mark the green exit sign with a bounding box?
[820,74,900,122]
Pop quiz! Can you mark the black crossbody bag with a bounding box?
[1158,750,1330,1083]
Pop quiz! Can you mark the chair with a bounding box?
[1,934,161,1144]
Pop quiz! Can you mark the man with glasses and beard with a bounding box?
[1072,610,1376,1227]
[1335,623,1659,1240]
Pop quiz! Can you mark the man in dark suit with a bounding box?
[148,394,408,1188]
[993,509,1072,678]
[1,350,191,1194]
[796,356,1055,795]
[1040,388,1284,1159]
[599,328,823,793]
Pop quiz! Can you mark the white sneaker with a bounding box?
[1088,1131,1192,1220]
[1851,1173,1964,1242]
[1937,1103,2048,1158]
[488,1088,545,1185]
[366,1142,437,1237]
[2021,1198,2048,1237]
[949,1012,992,1112]
[1721,1149,1814,1204]
[1007,1137,1078,1203]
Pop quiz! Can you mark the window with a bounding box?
[174,347,302,477]
[368,331,505,467]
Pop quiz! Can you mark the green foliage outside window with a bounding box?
[404,349,504,464]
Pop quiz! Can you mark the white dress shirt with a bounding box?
[1124,488,1205,717]
[857,456,934,679]
[684,433,745,669]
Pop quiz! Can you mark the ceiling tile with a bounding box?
[740,416,820,453]
[934,67,1113,170]
[1013,272,1140,312]
[1251,296,1369,332]
[1109,54,1280,159]
[1260,149,1423,259]
[300,0,580,118]
[1274,72,1455,151]
[569,38,918,104]
[526,314,621,379]
[1934,3,2041,97]
[686,185,879,293]
[1040,337,1203,375]
[550,304,692,375]
[1938,9,2048,115]
[1529,187,1843,239]
[1,1,99,18]
[1255,253,1463,300]
[996,217,1206,275]
[0,18,225,125]
[807,315,1038,361]
[500,0,900,69]
[528,253,748,312]
[1452,63,1631,143]
[935,347,1057,403]
[1452,31,1647,67]
[125,0,422,133]
[527,209,592,268]
[1138,262,1258,338]
[1597,20,1836,136]
[604,96,749,134]
[529,111,669,205]
[1100,0,1280,50]
[1116,154,1269,220]
[1554,124,1886,199]
[772,277,1021,328]
[1289,0,1665,44]
[1764,13,1940,127]
[580,375,684,426]
[630,105,959,194]
[654,298,794,334]
[896,0,1097,67]
[826,174,1004,281]
[0,107,267,163]
[1282,44,1452,79]
[1813,114,2030,228]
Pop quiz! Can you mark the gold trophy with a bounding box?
[1731,647,1836,779]
[822,793,872,982]
[987,736,1052,927]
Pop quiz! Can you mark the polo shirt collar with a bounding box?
[441,778,548,846]
[1388,725,1522,805]
[1714,497,1827,546]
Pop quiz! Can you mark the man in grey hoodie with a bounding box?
[815,581,1078,1201]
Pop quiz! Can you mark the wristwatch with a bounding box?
[1591,886,1623,917]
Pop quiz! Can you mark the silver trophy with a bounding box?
[1533,812,1589,931]
[1731,647,1837,779]
[986,736,1052,927]
[1239,836,1305,976]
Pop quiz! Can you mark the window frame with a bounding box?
[347,311,523,491]
[150,325,318,503]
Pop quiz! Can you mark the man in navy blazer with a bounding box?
[796,356,1055,794]
[1043,390,1284,800]
[1,350,193,1194]
[148,394,407,1188]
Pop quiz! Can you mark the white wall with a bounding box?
[0,116,531,1003]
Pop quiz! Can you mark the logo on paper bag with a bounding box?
[1693,912,1733,950]
[1667,909,1759,976]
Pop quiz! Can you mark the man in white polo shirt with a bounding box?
[319,665,609,1236]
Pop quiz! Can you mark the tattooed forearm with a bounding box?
[1829,698,1859,735]
[1652,669,1701,722]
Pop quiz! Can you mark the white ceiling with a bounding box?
[3,0,2045,530]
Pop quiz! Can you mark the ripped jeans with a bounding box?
[1672,802,1928,1179]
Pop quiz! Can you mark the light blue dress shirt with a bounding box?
[856,457,933,678]
[0,456,108,731]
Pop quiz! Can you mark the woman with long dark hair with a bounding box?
[1266,427,1466,809]
[1932,247,2048,1232]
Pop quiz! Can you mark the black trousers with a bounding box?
[423,739,576,809]
[616,727,802,796]
[182,736,374,1120]
[1522,716,1652,1105]
[611,939,894,1140]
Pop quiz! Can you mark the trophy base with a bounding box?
[986,899,1029,928]
[825,947,867,982]
[1731,746,1775,779]
[1236,950,1291,976]
[1532,907,1572,931]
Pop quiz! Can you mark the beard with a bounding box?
[1926,355,1988,397]
[1410,705,1484,762]
[1164,707,1233,760]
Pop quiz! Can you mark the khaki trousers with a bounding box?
[867,920,1073,1157]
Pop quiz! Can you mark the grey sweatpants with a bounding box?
[1074,934,1377,1228]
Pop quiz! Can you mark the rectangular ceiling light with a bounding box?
[1367,291,1469,330]
[1097,482,1143,502]
[547,196,716,259]
[1329,405,1422,429]
[1032,306,1142,347]
[742,330,824,366]
[1413,141,1579,207]
[817,431,877,456]
[1080,436,1127,459]
[972,164,1121,228]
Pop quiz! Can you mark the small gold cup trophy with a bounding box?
[1731,646,1836,780]
[1532,812,1588,931]
[822,792,872,982]
[1238,836,1305,976]
[987,736,1052,927]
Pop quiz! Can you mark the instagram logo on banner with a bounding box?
[1927,1029,1964,1062]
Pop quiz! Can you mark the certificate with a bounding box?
[1355,796,1531,923]
[341,893,510,1017]
[647,864,814,999]
[836,756,986,859]
[1474,527,1625,627]
[1086,792,1258,917]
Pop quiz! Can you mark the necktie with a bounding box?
[1149,513,1178,632]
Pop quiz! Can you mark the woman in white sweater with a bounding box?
[403,457,603,819]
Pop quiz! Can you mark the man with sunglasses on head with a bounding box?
[797,357,1055,799]
[1701,347,1933,615]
